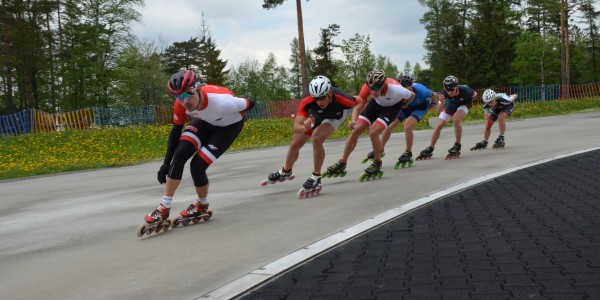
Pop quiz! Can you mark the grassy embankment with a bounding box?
[2,97,599,180]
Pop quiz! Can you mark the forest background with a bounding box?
[1,0,599,115]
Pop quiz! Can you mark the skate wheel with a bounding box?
[408,160,414,167]
[170,216,181,229]
[316,185,322,195]
[136,223,148,237]
[360,174,368,182]
[394,161,401,169]
[341,171,347,177]
[361,157,370,164]
[290,175,296,180]
[203,210,213,221]
[145,225,154,235]
[260,180,269,186]
[298,189,306,199]
[162,220,171,231]
[192,217,201,224]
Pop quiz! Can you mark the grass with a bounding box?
[2,97,599,180]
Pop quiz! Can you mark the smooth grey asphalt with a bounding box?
[0,112,599,300]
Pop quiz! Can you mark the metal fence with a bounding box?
[2,83,600,137]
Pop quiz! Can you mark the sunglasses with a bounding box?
[176,91,193,101]
[370,85,383,92]
[175,82,200,101]
[315,95,328,101]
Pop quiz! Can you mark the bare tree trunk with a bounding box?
[1,0,16,113]
[295,0,308,95]
[560,0,570,99]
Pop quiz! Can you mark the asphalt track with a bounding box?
[1,112,599,300]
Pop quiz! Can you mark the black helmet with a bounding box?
[167,69,199,95]
[398,74,414,88]
[443,75,458,90]
[366,69,386,90]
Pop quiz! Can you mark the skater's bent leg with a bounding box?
[311,124,335,173]
[284,133,310,171]
[498,112,508,135]
[484,119,494,141]
[452,110,467,144]
[165,141,197,197]
[403,117,418,152]
[380,119,399,150]
[342,121,368,161]
[369,122,386,161]
[430,119,447,148]
[190,155,210,198]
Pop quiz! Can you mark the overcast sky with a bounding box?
[132,0,429,70]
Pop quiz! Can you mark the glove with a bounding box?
[246,99,257,111]
[157,164,169,184]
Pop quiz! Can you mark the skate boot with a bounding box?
[445,143,462,160]
[360,160,384,182]
[171,201,213,228]
[298,174,323,199]
[261,168,296,186]
[361,150,385,164]
[493,136,505,149]
[394,151,414,169]
[137,204,171,237]
[416,146,434,160]
[470,140,488,151]
[322,160,347,178]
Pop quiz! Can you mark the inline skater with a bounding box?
[471,89,517,150]
[324,69,415,181]
[137,69,255,236]
[363,74,439,169]
[262,75,358,199]
[416,75,477,160]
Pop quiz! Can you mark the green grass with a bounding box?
[2,97,599,180]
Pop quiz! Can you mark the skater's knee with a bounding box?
[190,158,209,186]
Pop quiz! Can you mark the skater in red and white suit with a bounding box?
[144,69,255,223]
[264,75,358,195]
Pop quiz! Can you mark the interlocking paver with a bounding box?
[239,150,600,299]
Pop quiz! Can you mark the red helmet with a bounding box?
[167,69,199,95]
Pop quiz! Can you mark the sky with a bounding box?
[131,0,430,70]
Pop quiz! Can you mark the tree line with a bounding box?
[1,0,599,115]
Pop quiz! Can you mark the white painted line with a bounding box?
[201,147,600,300]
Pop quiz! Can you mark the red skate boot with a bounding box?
[136,204,171,237]
[171,201,213,228]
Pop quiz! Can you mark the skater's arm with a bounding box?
[349,97,366,129]
[293,115,311,134]
[163,124,184,166]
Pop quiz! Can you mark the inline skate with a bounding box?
[360,161,384,182]
[445,143,461,160]
[298,174,322,199]
[493,136,505,149]
[470,140,488,151]
[261,168,295,186]
[322,160,347,178]
[416,146,434,160]
[136,204,171,237]
[394,151,414,169]
[170,201,213,228]
[361,150,385,164]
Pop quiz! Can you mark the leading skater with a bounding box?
[140,69,255,234]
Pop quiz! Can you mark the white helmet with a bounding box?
[482,89,496,103]
[309,75,332,98]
